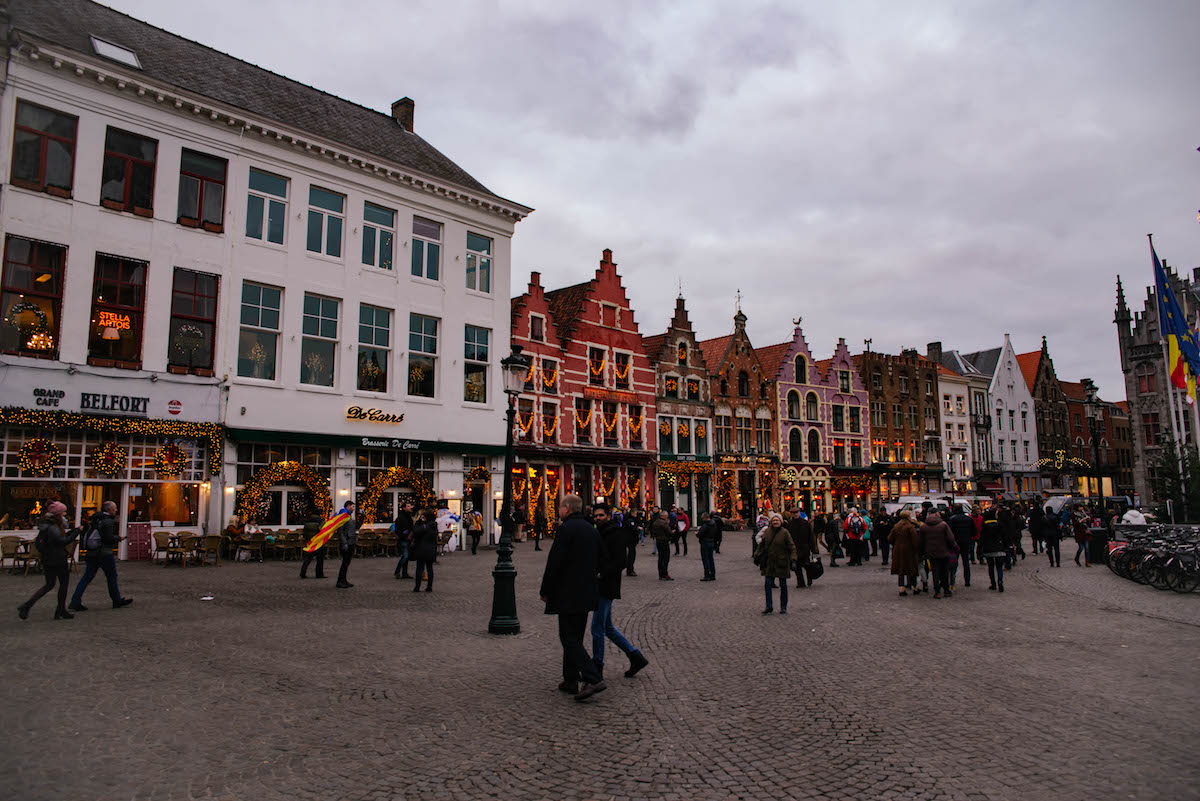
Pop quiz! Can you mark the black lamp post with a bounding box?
[1083,379,1105,513]
[488,345,531,636]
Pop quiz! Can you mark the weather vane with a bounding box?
[793,316,802,327]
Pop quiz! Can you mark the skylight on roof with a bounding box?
[90,36,141,69]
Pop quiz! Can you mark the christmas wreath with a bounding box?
[5,300,49,337]
[18,437,60,476]
[153,443,189,478]
[89,442,128,477]
[659,420,671,436]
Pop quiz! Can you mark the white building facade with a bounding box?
[980,335,1040,496]
[0,0,530,548]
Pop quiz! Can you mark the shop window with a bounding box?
[246,167,288,244]
[464,325,489,403]
[408,313,438,397]
[177,149,227,230]
[465,232,492,293]
[362,202,395,270]
[236,443,332,485]
[128,482,198,526]
[0,236,65,358]
[357,304,391,392]
[87,253,146,368]
[100,127,156,215]
[306,186,344,257]
[167,268,218,372]
[11,99,77,195]
[237,281,281,380]
[300,293,339,387]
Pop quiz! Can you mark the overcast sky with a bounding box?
[109,0,1200,399]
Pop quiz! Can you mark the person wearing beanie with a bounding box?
[18,501,80,621]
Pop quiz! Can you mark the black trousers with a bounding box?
[954,538,972,586]
[795,560,808,587]
[23,564,70,612]
[469,532,481,554]
[625,543,637,574]
[300,549,324,577]
[676,531,688,555]
[879,536,891,563]
[1046,539,1061,567]
[657,547,670,578]
[558,613,601,685]
[413,559,434,588]
[930,556,950,594]
[336,548,353,583]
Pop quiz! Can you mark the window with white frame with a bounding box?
[411,216,441,280]
[464,325,489,403]
[246,167,287,245]
[300,294,339,387]
[362,202,395,270]
[408,314,438,397]
[237,281,281,380]
[357,305,390,392]
[465,232,492,293]
[306,186,344,257]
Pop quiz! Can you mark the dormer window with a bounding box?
[90,36,141,69]
[677,342,687,365]
[530,314,544,342]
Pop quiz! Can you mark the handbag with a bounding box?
[805,555,824,582]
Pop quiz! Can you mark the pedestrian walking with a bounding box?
[335,500,358,589]
[392,500,415,579]
[591,504,649,679]
[17,502,79,621]
[410,508,438,592]
[675,508,691,555]
[860,509,873,562]
[979,508,1007,592]
[539,494,606,701]
[623,509,640,577]
[889,510,920,596]
[843,507,866,566]
[970,506,983,563]
[788,508,815,589]
[918,511,957,599]
[812,512,826,560]
[464,505,484,555]
[1073,507,1091,567]
[1028,503,1045,555]
[68,501,133,611]
[876,510,893,566]
[651,510,673,580]
[754,513,796,614]
[1043,505,1063,567]
[299,512,325,579]
[697,512,720,580]
[825,511,842,567]
[947,505,975,589]
[533,506,547,551]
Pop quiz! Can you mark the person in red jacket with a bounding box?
[970,505,984,564]
[843,507,866,566]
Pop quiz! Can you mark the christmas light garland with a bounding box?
[589,356,606,376]
[5,300,50,339]
[677,422,689,437]
[656,460,714,475]
[629,413,644,433]
[603,409,618,433]
[89,442,128,477]
[359,465,435,523]
[0,407,223,476]
[695,424,706,439]
[542,365,558,389]
[235,460,333,522]
[599,471,616,497]
[18,437,60,476]
[517,410,534,433]
[614,358,631,381]
[153,443,189,478]
[574,407,593,430]
[659,421,671,437]
[543,413,558,438]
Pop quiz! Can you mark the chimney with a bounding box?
[926,341,942,365]
[530,271,541,288]
[391,97,414,132]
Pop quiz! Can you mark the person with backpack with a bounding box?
[979,508,1007,592]
[843,508,866,566]
[18,501,79,621]
[69,501,132,611]
[464,505,484,555]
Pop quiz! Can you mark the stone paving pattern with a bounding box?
[2,531,1198,801]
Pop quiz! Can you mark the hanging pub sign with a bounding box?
[346,406,405,424]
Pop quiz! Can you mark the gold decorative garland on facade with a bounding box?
[235,460,333,522]
[18,437,61,476]
[360,465,436,523]
[89,442,128,477]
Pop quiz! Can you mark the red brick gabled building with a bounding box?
[510,250,656,519]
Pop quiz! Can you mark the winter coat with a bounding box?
[787,516,814,562]
[947,511,976,546]
[918,514,958,559]
[755,524,796,579]
[979,518,1006,557]
[1028,504,1045,535]
[393,509,415,539]
[35,515,78,569]
[596,520,626,601]
[812,514,826,540]
[410,520,439,562]
[538,513,600,615]
[650,516,673,544]
[337,510,358,549]
[697,518,721,545]
[888,518,920,577]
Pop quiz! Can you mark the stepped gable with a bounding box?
[12,0,509,200]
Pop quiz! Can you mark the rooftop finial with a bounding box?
[735,288,742,314]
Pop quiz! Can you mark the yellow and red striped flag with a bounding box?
[303,510,351,552]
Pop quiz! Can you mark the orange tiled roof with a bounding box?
[1015,351,1041,390]
[697,335,733,374]
[755,342,791,380]
[937,364,960,379]
[1059,380,1088,402]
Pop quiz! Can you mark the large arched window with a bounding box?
[789,427,802,461]
[795,355,806,384]
[807,429,820,462]
[806,392,819,421]
[787,390,802,420]
[737,370,750,397]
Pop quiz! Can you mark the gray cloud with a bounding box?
[111,0,1200,398]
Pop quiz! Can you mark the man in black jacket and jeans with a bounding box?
[68,501,132,611]
[947,505,976,589]
[539,494,606,701]
[591,504,649,679]
[392,501,415,578]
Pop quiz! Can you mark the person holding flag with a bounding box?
[301,501,358,588]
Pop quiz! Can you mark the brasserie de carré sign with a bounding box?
[346,406,405,424]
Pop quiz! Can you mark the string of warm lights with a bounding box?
[659,420,671,436]
[1,407,224,475]
[695,424,707,439]
[628,414,643,433]
[614,359,631,381]
[359,465,435,523]
[603,410,619,432]
[599,471,616,497]
[677,422,689,437]
[589,357,606,376]
[574,407,593,429]
[153,443,189,478]
[542,413,558,438]
[541,366,557,389]
[235,460,333,522]
[18,438,60,476]
[88,442,128,477]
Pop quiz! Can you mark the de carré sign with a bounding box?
[361,437,422,450]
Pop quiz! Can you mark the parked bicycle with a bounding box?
[1108,525,1200,593]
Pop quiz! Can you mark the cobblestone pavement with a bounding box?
[3,532,1198,801]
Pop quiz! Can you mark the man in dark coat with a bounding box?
[651,510,673,580]
[591,504,649,679]
[788,508,815,588]
[623,510,640,577]
[69,501,132,611]
[918,511,958,599]
[1027,503,1045,555]
[299,512,325,579]
[392,500,415,578]
[946,505,976,589]
[539,494,606,701]
[696,512,720,580]
[335,501,358,589]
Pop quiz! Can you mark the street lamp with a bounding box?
[1083,378,1105,514]
[488,345,531,635]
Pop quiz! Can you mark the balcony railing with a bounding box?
[972,414,992,429]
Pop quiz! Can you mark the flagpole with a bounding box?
[1152,233,1190,503]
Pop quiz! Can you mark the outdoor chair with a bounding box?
[152,532,173,565]
[12,540,40,575]
[195,535,221,566]
[236,535,265,562]
[0,536,21,570]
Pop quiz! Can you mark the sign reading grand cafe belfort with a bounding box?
[0,0,530,549]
